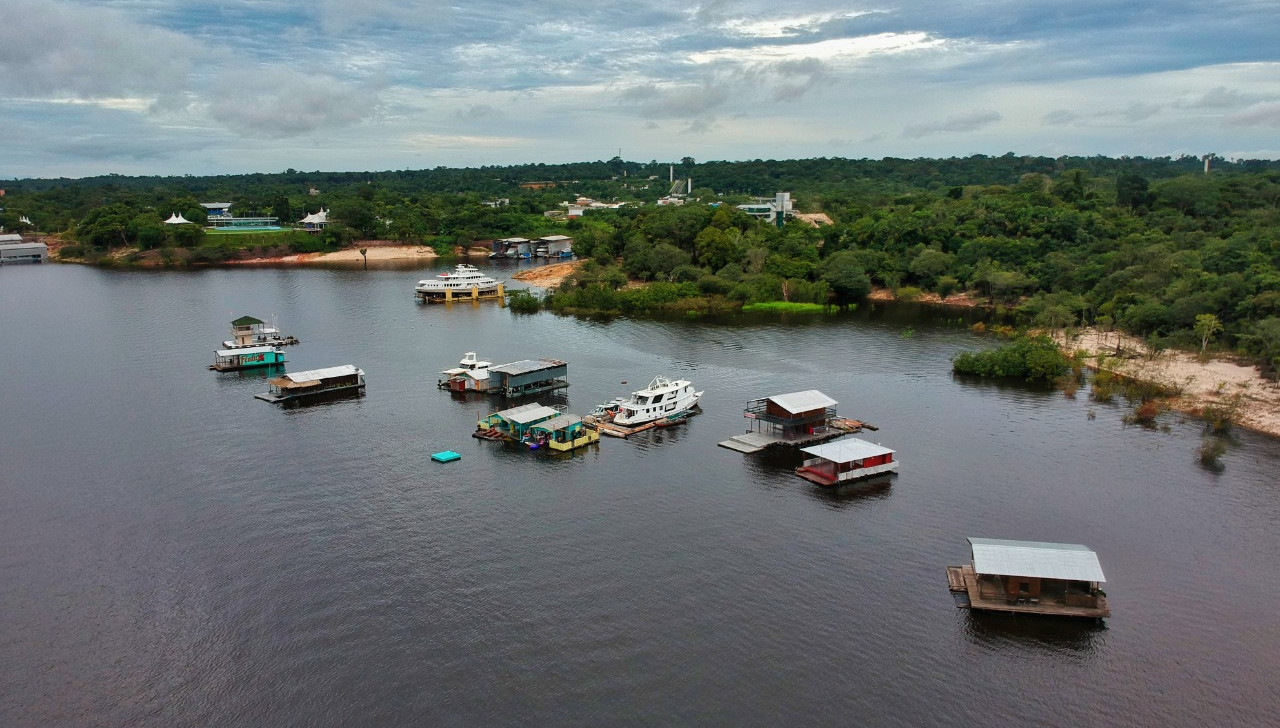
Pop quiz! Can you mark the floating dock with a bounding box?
[431,450,462,463]
[590,408,699,438]
[717,418,868,454]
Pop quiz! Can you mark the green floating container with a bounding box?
[431,450,462,463]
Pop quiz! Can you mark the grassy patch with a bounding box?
[741,301,832,314]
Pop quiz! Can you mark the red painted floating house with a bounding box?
[795,437,899,485]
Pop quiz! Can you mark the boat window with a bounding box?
[653,393,664,403]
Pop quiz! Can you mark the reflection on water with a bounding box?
[964,611,1108,653]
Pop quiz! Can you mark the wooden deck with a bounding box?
[588,409,698,438]
[717,418,871,454]
[946,565,1110,619]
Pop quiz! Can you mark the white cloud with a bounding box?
[903,110,1002,138]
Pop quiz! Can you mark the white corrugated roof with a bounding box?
[968,538,1106,582]
[533,414,582,431]
[285,365,361,382]
[768,390,837,413]
[801,437,893,463]
[216,346,277,357]
[506,405,560,425]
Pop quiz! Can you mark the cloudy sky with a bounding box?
[2,0,1278,178]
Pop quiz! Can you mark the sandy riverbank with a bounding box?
[1058,328,1280,438]
[227,244,444,265]
[512,260,585,287]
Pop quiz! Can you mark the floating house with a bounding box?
[0,237,48,264]
[718,390,846,453]
[224,315,299,349]
[487,359,569,397]
[536,235,573,258]
[476,402,561,441]
[491,237,532,258]
[526,414,599,451]
[210,345,285,371]
[947,538,1110,619]
[795,437,898,485]
[255,365,365,403]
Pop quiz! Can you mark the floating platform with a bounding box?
[588,408,699,438]
[946,564,1110,619]
[431,450,462,463]
[717,419,868,454]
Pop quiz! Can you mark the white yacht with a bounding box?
[414,264,503,296]
[441,351,492,376]
[612,376,703,426]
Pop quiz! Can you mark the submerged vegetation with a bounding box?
[951,335,1072,383]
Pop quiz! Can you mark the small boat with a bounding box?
[438,352,492,391]
[255,365,365,403]
[210,345,285,371]
[612,376,702,427]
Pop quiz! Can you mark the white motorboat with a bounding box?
[414,264,502,296]
[612,376,702,426]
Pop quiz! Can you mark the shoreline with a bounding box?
[1056,328,1280,440]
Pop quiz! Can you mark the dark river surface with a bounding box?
[3,261,1279,727]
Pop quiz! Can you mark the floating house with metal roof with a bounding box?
[210,345,286,372]
[795,437,898,485]
[719,389,855,453]
[487,359,569,397]
[947,538,1110,619]
[476,402,561,441]
[223,315,299,349]
[255,365,365,403]
[0,235,48,264]
[526,414,599,451]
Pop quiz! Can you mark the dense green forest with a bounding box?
[3,154,1279,373]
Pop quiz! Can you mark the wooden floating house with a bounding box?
[210,345,285,371]
[475,403,561,441]
[718,390,853,453]
[947,538,1110,619]
[255,365,365,403]
[486,359,569,397]
[224,315,299,349]
[795,437,898,485]
[526,414,599,451]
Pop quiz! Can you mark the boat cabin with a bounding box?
[211,345,285,371]
[947,538,1110,619]
[745,390,837,440]
[256,365,365,403]
[487,359,569,397]
[477,402,561,440]
[526,414,599,451]
[796,437,898,485]
[227,316,284,348]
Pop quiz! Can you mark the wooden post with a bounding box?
[498,283,505,307]
[359,248,367,270]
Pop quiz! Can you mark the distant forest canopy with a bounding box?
[3,153,1280,372]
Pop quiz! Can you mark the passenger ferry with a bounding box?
[255,365,366,403]
[414,264,504,302]
[612,376,702,426]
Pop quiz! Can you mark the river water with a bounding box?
[2,262,1278,727]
